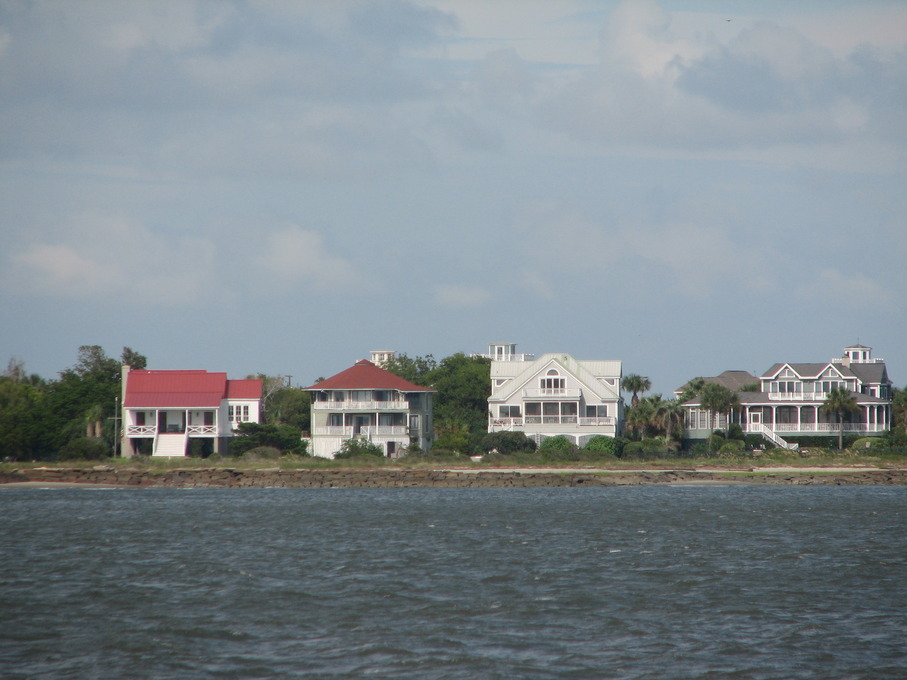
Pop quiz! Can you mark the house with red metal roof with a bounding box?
[121,366,262,457]
[303,359,435,458]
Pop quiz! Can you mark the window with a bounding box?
[586,405,608,418]
[329,414,343,427]
[136,412,146,426]
[500,405,521,418]
[229,405,250,422]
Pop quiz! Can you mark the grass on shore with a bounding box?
[3,447,905,473]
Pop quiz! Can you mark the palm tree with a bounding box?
[655,399,685,442]
[699,383,739,432]
[621,374,651,409]
[823,386,860,450]
[625,399,655,441]
[85,404,105,438]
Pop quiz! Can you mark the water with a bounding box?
[1,486,905,679]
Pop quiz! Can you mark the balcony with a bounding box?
[521,388,582,399]
[313,425,409,437]
[489,416,616,431]
[313,400,409,411]
[767,391,831,401]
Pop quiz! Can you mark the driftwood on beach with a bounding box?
[3,466,907,488]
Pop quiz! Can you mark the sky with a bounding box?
[1,0,905,396]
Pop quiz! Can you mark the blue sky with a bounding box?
[1,0,905,396]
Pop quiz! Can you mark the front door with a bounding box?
[749,410,762,429]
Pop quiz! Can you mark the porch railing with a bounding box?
[313,401,409,411]
[313,426,408,437]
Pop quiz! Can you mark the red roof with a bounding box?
[304,360,434,392]
[124,370,262,408]
[226,379,263,400]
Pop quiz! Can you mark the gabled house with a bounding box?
[303,359,435,459]
[487,344,623,446]
[121,367,262,457]
[682,344,893,448]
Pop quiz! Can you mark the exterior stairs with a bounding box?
[154,432,188,457]
[752,424,799,451]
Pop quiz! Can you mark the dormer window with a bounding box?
[540,370,565,391]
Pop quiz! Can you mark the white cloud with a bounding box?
[255,226,362,292]
[434,283,490,308]
[796,269,891,308]
[6,213,217,304]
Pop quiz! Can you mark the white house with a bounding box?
[487,344,623,446]
[304,359,435,458]
[682,344,893,449]
[121,367,262,457]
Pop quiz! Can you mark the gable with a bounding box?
[491,354,620,402]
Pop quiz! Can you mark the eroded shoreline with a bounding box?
[2,466,906,488]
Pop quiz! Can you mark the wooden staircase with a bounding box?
[154,432,188,457]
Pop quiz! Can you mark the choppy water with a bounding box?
[1,486,905,679]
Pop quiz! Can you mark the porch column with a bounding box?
[796,404,802,432]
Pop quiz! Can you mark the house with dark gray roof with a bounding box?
[682,344,893,449]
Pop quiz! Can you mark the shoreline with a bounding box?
[2,466,907,489]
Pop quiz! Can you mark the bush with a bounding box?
[231,423,307,456]
[719,440,745,454]
[727,424,744,441]
[480,431,537,455]
[640,438,668,454]
[583,436,618,456]
[334,438,384,459]
[59,436,109,460]
[623,441,644,455]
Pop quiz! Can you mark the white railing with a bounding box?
[522,388,582,398]
[579,417,616,427]
[768,423,887,433]
[126,425,156,436]
[313,426,408,437]
[187,425,217,436]
[767,392,839,401]
[750,424,797,450]
[313,401,409,411]
[491,416,615,430]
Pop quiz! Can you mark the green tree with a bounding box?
[264,387,311,432]
[892,387,907,436]
[0,371,50,460]
[382,353,437,386]
[654,398,685,442]
[699,383,740,432]
[334,437,383,459]
[621,373,651,408]
[823,386,860,450]
[230,422,307,456]
[625,398,655,441]
[480,430,536,455]
[120,347,147,370]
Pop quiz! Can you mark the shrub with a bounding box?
[231,423,307,456]
[59,436,109,460]
[641,438,668,454]
[719,440,745,454]
[480,431,537,455]
[334,438,384,459]
[727,424,745,441]
[583,436,617,456]
[623,441,644,455]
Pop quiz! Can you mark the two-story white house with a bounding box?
[487,344,623,446]
[304,359,435,458]
[682,344,893,448]
[121,366,262,457]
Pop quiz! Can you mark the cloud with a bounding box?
[434,284,490,308]
[6,213,217,304]
[254,226,362,292]
[796,269,891,308]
